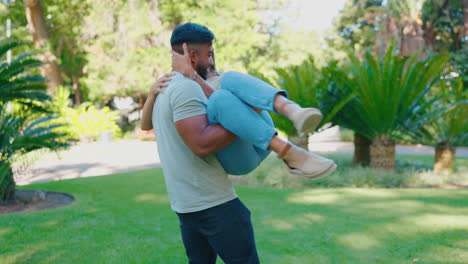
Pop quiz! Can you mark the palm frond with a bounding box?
[0,39,22,59]
[0,58,43,81]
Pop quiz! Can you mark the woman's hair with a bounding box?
[170,23,215,54]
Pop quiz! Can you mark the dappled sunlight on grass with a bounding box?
[0,242,52,264]
[405,214,468,230]
[337,233,380,250]
[39,217,65,228]
[134,193,169,204]
[358,200,425,213]
[286,188,404,205]
[262,218,295,230]
[303,213,325,222]
[262,213,325,231]
[84,207,100,214]
[2,169,468,263]
[453,240,468,248]
[276,254,331,264]
[338,189,400,198]
[41,251,64,264]
[287,190,341,205]
[421,245,468,264]
[0,227,15,236]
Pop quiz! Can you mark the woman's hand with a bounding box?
[171,43,195,76]
[149,73,175,96]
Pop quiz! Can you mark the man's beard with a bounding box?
[195,64,208,80]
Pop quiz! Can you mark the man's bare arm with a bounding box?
[175,114,236,158]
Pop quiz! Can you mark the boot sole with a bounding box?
[294,109,323,135]
[287,162,337,180]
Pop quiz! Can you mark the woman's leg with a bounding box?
[221,71,323,134]
[207,90,273,174]
[215,111,273,175]
[220,71,286,113]
[207,89,336,179]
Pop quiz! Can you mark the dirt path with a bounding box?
[15,140,467,186]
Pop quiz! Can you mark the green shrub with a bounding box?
[50,87,121,142]
[235,154,468,189]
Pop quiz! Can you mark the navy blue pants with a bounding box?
[176,198,260,264]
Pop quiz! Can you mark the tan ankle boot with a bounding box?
[290,108,323,135]
[278,143,337,180]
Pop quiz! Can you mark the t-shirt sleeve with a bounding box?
[170,80,207,122]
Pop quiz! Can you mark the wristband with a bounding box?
[188,71,197,80]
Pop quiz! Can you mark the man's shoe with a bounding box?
[290,108,323,135]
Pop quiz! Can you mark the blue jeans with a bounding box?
[207,71,287,175]
[177,198,259,264]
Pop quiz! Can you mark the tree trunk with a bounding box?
[424,25,437,52]
[138,94,146,119]
[72,75,82,105]
[370,135,396,170]
[353,133,371,166]
[434,141,455,174]
[289,135,308,150]
[463,0,468,40]
[400,21,425,56]
[25,0,64,93]
[0,163,15,203]
[382,16,400,54]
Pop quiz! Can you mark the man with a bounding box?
[152,23,260,264]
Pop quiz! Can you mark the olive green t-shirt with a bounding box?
[152,71,236,213]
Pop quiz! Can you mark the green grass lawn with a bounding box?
[1,168,468,264]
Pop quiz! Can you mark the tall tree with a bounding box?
[24,0,63,92]
[82,0,170,103]
[39,0,90,105]
[422,0,465,51]
[422,0,467,89]
[331,0,384,57]
[464,0,468,38]
[81,0,284,103]
[387,0,426,56]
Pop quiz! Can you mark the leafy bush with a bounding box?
[50,87,121,142]
[232,154,468,189]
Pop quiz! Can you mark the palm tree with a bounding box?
[0,112,68,202]
[405,76,467,173]
[254,58,353,149]
[337,43,449,170]
[321,62,373,166]
[0,38,69,203]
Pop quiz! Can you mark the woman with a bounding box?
[142,44,336,179]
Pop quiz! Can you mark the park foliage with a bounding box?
[0,0,467,202]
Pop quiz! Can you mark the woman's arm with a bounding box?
[140,73,175,131]
[191,72,216,98]
[171,43,217,98]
